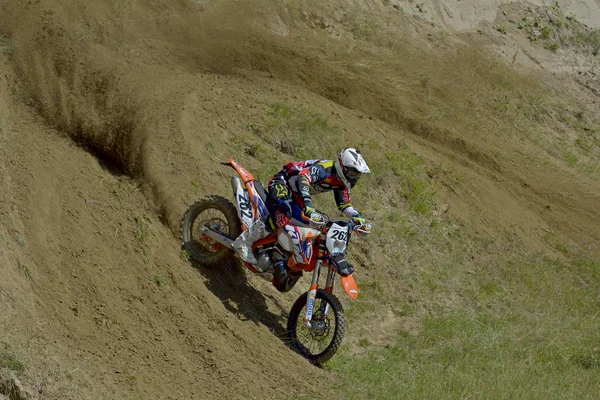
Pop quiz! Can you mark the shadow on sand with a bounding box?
[191,257,294,343]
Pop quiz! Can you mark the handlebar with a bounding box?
[319,218,372,237]
[307,209,371,237]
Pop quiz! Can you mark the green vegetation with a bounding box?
[133,216,152,244]
[331,113,600,397]
[133,215,155,262]
[330,233,600,398]
[180,249,191,262]
[546,42,560,52]
[574,30,600,55]
[191,180,203,194]
[244,101,342,182]
[15,234,26,248]
[372,145,434,215]
[251,101,340,159]
[18,263,32,279]
[0,35,15,56]
[515,4,600,55]
[263,101,340,158]
[153,275,166,287]
[348,18,379,41]
[245,101,442,218]
[248,9,600,398]
[1,345,25,372]
[495,24,508,34]
[111,0,138,14]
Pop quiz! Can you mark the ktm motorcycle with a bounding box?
[180,159,370,364]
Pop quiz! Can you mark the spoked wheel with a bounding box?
[287,289,345,365]
[180,195,242,266]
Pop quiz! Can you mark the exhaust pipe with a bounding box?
[231,176,242,194]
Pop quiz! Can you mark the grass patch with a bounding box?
[516,4,600,55]
[0,35,15,56]
[0,346,25,372]
[495,23,509,34]
[180,249,191,262]
[368,143,435,215]
[153,275,166,287]
[191,180,203,194]
[18,263,32,279]
[260,101,340,158]
[133,216,155,262]
[572,30,600,55]
[243,101,343,183]
[340,8,381,41]
[133,216,152,244]
[387,149,433,215]
[15,234,26,248]
[427,162,464,193]
[546,42,560,52]
[331,245,600,399]
[349,19,379,41]
[217,8,599,398]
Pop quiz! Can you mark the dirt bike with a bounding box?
[180,159,370,365]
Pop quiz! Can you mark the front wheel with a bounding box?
[180,195,242,266]
[287,289,345,365]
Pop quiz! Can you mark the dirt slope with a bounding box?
[0,63,326,400]
[1,0,600,399]
[0,2,332,398]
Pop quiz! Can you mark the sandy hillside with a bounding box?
[0,60,326,399]
[1,0,599,399]
[0,1,334,399]
[395,0,600,30]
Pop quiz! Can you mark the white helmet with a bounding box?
[334,148,371,189]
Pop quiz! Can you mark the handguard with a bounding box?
[354,223,372,238]
[309,213,327,229]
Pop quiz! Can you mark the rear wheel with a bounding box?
[287,289,345,365]
[180,195,242,266]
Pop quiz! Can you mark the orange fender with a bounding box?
[341,274,358,300]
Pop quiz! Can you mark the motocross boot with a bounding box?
[273,259,288,292]
[273,260,303,293]
[232,220,267,264]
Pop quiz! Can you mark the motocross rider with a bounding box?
[232,148,371,290]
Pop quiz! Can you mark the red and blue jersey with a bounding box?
[275,160,359,217]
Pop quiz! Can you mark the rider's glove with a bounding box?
[352,215,367,227]
[304,204,326,227]
[304,199,318,219]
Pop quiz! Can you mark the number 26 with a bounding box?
[331,230,347,241]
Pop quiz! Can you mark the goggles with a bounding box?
[345,168,361,179]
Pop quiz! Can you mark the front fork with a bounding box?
[303,261,336,327]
